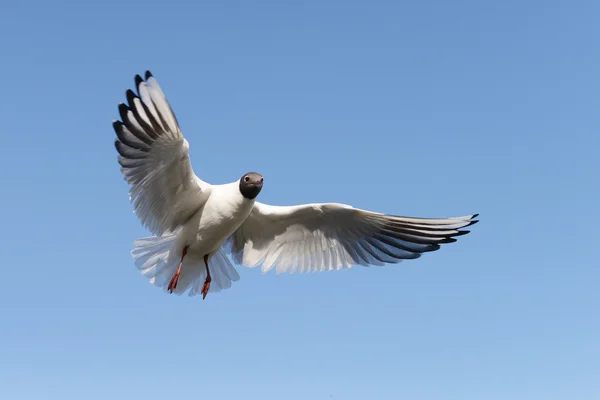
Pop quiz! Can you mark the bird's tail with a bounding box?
[131,231,240,297]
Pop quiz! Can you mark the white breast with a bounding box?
[178,182,255,256]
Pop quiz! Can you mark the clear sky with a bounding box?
[1,0,598,399]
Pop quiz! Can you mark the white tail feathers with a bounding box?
[131,232,240,297]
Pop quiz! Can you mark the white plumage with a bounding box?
[228,203,477,274]
[113,71,478,299]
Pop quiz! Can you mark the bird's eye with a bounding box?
[244,176,250,182]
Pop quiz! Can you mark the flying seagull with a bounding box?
[113,71,478,299]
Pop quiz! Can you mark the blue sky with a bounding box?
[1,0,598,399]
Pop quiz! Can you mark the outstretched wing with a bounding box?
[113,71,211,235]
[228,202,478,274]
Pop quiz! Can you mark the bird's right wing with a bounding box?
[113,71,211,236]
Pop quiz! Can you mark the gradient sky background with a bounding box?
[1,0,598,399]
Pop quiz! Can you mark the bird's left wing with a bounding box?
[113,71,211,236]
[228,202,478,274]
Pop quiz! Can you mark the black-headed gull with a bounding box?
[113,71,479,299]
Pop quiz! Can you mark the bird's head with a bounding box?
[239,172,264,200]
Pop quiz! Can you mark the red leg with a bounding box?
[201,254,212,300]
[168,245,189,294]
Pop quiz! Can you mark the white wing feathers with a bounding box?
[229,202,478,274]
[113,71,211,236]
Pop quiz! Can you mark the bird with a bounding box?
[112,70,479,299]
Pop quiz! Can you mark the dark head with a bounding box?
[239,172,264,200]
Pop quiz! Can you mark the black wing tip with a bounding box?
[112,120,131,142]
[113,121,129,144]
[126,89,138,106]
[440,237,458,244]
[118,102,130,119]
[112,121,121,136]
[439,229,473,243]
[134,71,153,87]
[461,218,479,229]
[134,74,144,88]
